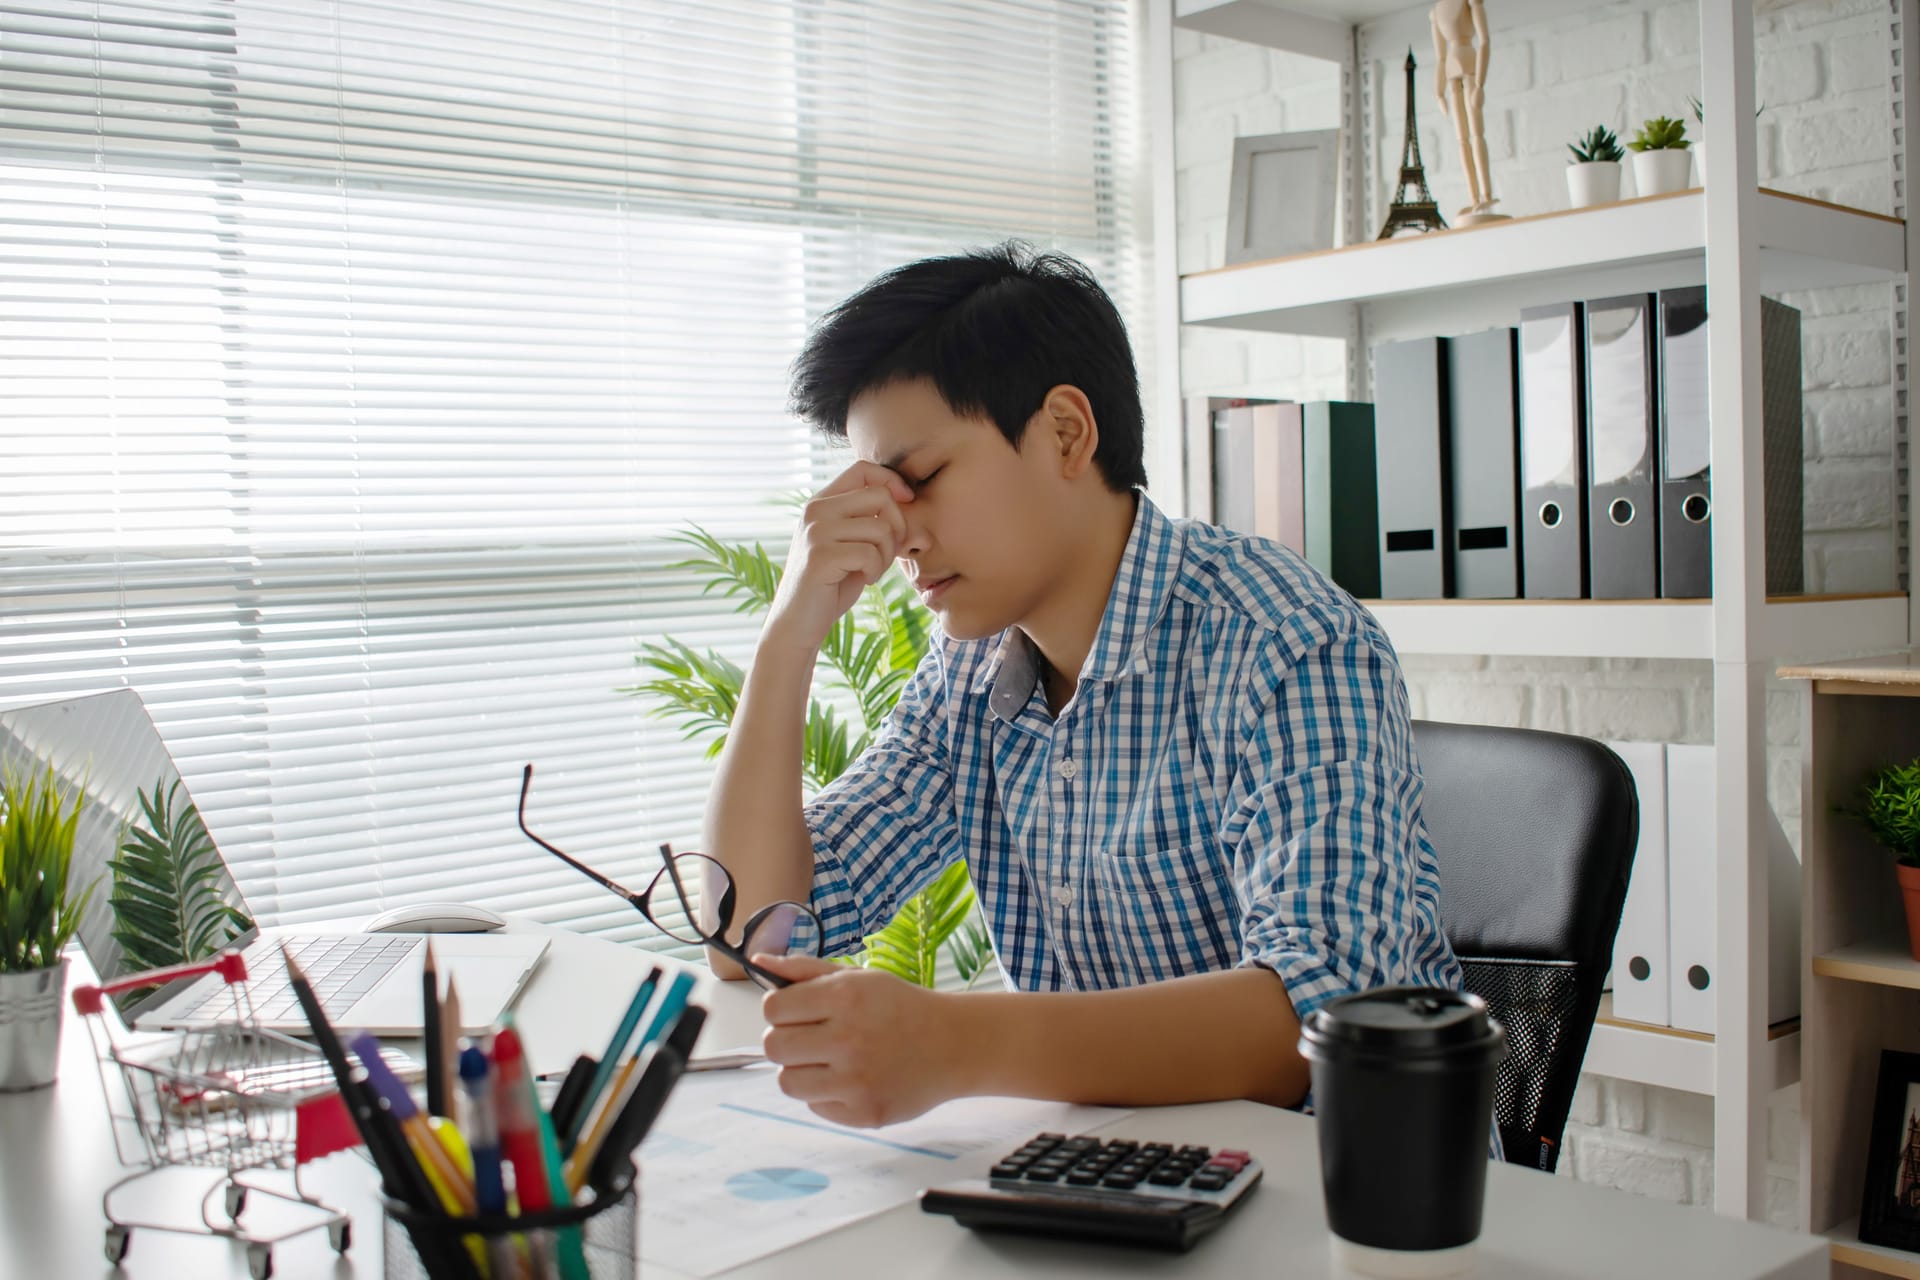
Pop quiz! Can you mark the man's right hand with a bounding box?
[764,461,914,654]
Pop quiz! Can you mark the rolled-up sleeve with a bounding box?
[803,646,964,957]
[1224,619,1455,1024]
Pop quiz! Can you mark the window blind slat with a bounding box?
[0,0,1141,946]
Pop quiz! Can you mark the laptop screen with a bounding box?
[0,689,256,1015]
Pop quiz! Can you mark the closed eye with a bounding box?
[910,466,943,491]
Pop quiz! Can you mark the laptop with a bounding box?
[0,689,549,1036]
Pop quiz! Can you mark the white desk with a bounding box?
[0,923,1828,1279]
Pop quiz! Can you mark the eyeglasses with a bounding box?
[516,763,824,991]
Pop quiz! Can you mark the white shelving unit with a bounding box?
[1146,0,1920,1223]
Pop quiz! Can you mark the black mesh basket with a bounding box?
[381,1175,636,1280]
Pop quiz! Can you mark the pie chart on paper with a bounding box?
[727,1166,832,1201]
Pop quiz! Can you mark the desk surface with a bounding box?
[0,922,1828,1280]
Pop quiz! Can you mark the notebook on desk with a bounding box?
[0,689,548,1036]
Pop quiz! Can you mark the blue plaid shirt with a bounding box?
[803,494,1465,1027]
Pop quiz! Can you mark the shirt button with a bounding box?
[1056,757,1078,780]
[1051,884,1073,907]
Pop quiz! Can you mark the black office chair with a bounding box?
[1411,720,1638,1174]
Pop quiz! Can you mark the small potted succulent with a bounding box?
[1566,125,1625,209]
[0,764,95,1090]
[1843,758,1920,962]
[1627,115,1693,197]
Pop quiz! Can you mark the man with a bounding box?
[703,241,1463,1132]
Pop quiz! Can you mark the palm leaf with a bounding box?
[108,778,252,973]
[625,639,745,757]
[855,862,977,987]
[666,528,785,615]
[947,915,997,990]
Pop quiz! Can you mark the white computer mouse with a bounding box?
[361,901,508,934]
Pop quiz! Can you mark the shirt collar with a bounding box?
[975,493,1181,713]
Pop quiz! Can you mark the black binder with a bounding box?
[1445,328,1521,598]
[1302,401,1380,598]
[1371,337,1452,599]
[1517,303,1588,598]
[1584,293,1659,599]
[1654,289,1806,597]
[1656,287,1711,597]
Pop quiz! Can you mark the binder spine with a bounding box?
[1584,293,1660,599]
[1518,303,1589,598]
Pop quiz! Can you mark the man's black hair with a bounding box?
[788,241,1147,492]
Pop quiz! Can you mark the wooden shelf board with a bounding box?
[1826,1218,1920,1279]
[1180,189,1906,339]
[1813,942,1920,991]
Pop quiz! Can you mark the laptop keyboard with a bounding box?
[176,934,419,1023]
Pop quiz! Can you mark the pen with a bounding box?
[584,1004,708,1197]
[350,1031,478,1216]
[460,1045,517,1280]
[494,1025,590,1280]
[547,1053,599,1141]
[560,967,659,1150]
[423,941,446,1119]
[635,969,696,1056]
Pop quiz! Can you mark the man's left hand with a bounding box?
[754,953,971,1128]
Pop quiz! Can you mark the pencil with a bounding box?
[422,940,446,1119]
[439,972,461,1119]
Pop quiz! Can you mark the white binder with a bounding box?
[1664,743,1803,1035]
[1605,741,1669,1026]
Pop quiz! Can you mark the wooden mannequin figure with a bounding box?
[1431,0,1507,224]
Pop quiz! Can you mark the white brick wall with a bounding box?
[1171,0,1898,1222]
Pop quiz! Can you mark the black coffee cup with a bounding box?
[1298,987,1506,1275]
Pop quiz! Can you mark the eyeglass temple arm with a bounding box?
[517,764,646,911]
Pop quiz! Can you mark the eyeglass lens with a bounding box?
[645,853,822,962]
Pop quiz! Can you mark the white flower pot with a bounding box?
[0,957,68,1091]
[1566,161,1622,209]
[1632,148,1694,197]
[1692,141,1706,185]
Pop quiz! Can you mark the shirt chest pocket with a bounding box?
[1089,843,1239,983]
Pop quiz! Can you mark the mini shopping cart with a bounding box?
[72,950,355,1280]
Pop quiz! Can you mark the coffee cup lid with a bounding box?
[1299,986,1505,1064]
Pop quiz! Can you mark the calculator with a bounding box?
[919,1131,1263,1252]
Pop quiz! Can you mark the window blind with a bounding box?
[0,0,1142,952]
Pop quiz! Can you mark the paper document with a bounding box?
[637,1065,1128,1276]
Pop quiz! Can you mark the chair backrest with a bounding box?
[1410,720,1638,1173]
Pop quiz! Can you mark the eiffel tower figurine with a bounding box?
[1378,49,1447,239]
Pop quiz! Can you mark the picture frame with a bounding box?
[1224,129,1341,265]
[1860,1049,1920,1253]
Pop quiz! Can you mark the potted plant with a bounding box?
[1566,125,1625,209]
[1843,757,1920,962]
[0,763,96,1090]
[1627,115,1693,197]
[627,523,995,990]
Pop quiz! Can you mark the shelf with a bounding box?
[1362,593,1908,661]
[1587,995,1714,1094]
[1582,994,1800,1096]
[1825,1218,1920,1279]
[1813,942,1920,991]
[1180,190,1907,341]
[1174,0,1596,52]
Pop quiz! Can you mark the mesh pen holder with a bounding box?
[382,1171,637,1280]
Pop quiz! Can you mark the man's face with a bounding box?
[846,377,1069,642]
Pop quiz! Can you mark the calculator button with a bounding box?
[1189,1172,1229,1191]
[1065,1170,1102,1186]
[1100,1173,1139,1189]
[990,1163,1026,1179]
[1148,1168,1191,1186]
[1141,1143,1172,1157]
[1061,1137,1099,1151]
[1177,1145,1210,1159]
[1217,1149,1250,1163]
[1103,1140,1137,1153]
[1024,1168,1062,1182]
